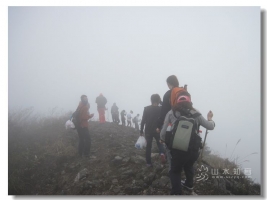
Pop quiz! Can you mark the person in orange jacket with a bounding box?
[95,93,107,123]
[76,95,94,157]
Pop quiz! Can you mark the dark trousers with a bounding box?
[115,114,120,123]
[134,122,139,131]
[112,114,116,122]
[77,127,91,156]
[121,117,125,126]
[169,149,200,195]
[127,120,131,127]
[145,132,164,164]
[112,114,120,123]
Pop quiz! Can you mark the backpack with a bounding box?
[165,109,202,152]
[170,87,190,107]
[71,110,80,129]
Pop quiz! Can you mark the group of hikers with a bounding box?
[91,93,141,129]
[110,103,141,130]
[72,75,215,195]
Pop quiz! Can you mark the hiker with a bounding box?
[75,95,94,157]
[120,110,126,126]
[127,111,133,127]
[160,93,215,195]
[156,75,188,168]
[133,114,140,131]
[156,75,180,133]
[95,93,107,123]
[111,103,120,124]
[140,94,166,166]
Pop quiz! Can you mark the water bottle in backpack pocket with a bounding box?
[165,123,173,148]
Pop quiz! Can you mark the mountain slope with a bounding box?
[8,112,261,195]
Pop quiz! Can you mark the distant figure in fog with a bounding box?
[111,103,120,124]
[75,95,94,158]
[95,93,107,123]
[133,114,140,131]
[120,110,126,126]
[127,111,133,127]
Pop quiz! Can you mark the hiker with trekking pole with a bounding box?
[156,75,188,172]
[159,91,215,195]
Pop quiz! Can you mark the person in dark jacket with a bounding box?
[156,75,179,133]
[95,93,107,123]
[76,95,94,157]
[140,94,166,166]
[111,103,120,124]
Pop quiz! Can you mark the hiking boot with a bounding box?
[181,180,193,190]
[160,153,166,164]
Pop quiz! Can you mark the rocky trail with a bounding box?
[8,119,260,195]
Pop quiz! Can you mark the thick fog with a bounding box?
[8,7,261,183]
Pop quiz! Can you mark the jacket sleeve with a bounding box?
[140,108,146,133]
[196,115,215,130]
[157,91,171,129]
[160,111,171,141]
[80,105,91,121]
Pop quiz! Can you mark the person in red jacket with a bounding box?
[95,93,107,123]
[76,95,94,157]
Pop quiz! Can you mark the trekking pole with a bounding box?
[200,129,209,161]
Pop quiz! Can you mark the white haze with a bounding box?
[8,7,261,183]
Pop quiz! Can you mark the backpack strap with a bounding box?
[190,110,201,118]
[188,109,201,132]
[172,109,178,119]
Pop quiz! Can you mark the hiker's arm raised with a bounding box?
[197,111,215,130]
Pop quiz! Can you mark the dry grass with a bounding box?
[8,108,260,195]
[8,108,77,194]
[200,140,260,195]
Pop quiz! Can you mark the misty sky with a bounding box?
[8,7,261,183]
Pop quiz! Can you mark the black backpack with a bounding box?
[165,109,202,152]
[71,110,80,130]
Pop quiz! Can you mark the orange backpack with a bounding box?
[170,86,190,107]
